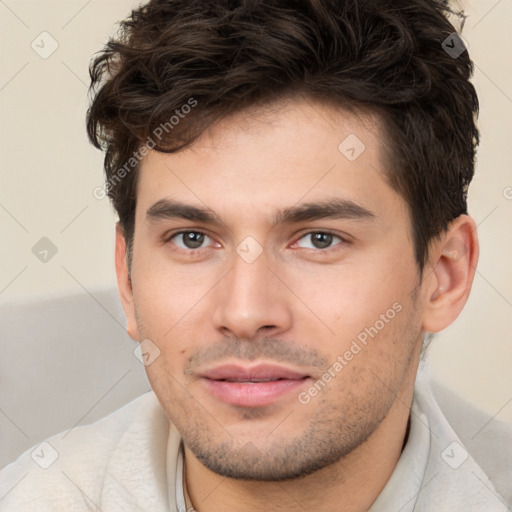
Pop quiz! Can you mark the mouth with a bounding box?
[199,363,311,407]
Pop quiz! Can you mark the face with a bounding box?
[121,98,428,480]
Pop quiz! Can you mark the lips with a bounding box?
[200,363,311,407]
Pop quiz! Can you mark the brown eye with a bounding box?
[296,232,342,250]
[171,231,210,250]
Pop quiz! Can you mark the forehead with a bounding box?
[136,98,405,228]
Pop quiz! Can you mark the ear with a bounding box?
[421,215,479,333]
[115,223,140,341]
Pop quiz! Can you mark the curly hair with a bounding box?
[86,0,479,274]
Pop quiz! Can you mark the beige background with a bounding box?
[1,0,511,458]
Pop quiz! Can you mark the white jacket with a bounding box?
[0,367,510,511]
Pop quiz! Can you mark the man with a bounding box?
[1,0,511,510]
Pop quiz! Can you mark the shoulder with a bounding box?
[0,391,170,511]
[430,379,512,505]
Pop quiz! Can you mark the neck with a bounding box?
[184,357,419,512]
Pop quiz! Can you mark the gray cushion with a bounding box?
[0,287,150,468]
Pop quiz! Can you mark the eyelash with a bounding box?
[165,230,348,255]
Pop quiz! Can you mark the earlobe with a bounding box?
[115,223,140,341]
[422,215,479,333]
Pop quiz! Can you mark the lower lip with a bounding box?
[201,377,310,407]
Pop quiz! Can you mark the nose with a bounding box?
[212,246,293,341]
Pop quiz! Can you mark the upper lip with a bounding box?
[200,363,310,382]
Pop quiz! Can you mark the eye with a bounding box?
[294,231,345,250]
[169,231,214,251]
[166,230,346,254]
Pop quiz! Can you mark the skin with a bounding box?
[115,98,478,511]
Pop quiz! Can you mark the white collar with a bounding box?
[171,366,505,511]
[172,408,430,512]
[175,440,188,512]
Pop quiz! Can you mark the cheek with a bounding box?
[131,250,216,336]
[284,256,413,339]
[130,268,210,378]
[318,299,419,405]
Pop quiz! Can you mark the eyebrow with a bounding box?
[146,197,376,227]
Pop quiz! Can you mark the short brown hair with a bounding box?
[87,0,479,273]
